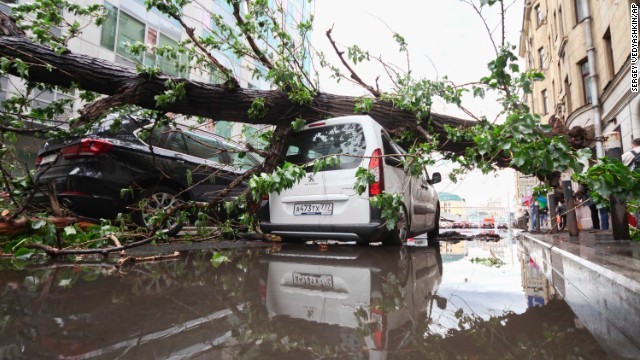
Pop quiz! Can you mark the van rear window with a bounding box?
[285,123,366,170]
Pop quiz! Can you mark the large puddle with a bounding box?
[0,230,633,359]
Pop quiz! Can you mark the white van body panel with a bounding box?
[262,115,440,242]
[269,117,379,226]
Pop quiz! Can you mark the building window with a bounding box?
[603,28,615,81]
[579,59,593,104]
[558,7,564,37]
[100,2,185,75]
[100,2,118,51]
[575,0,587,23]
[535,4,543,27]
[538,47,545,68]
[115,11,145,62]
[564,76,572,113]
[541,89,549,114]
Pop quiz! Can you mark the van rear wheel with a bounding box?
[383,207,408,246]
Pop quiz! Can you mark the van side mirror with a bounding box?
[429,172,441,185]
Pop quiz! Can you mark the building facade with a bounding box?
[438,192,467,220]
[519,0,638,152]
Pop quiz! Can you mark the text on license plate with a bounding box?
[293,203,333,215]
[292,273,333,289]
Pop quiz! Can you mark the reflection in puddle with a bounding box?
[0,235,625,359]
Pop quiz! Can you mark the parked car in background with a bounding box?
[34,115,261,234]
[470,223,479,229]
[497,223,508,229]
[481,217,495,229]
[259,115,441,245]
[452,221,463,228]
[439,221,452,229]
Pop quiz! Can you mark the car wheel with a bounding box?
[132,185,184,236]
[383,206,408,246]
[427,204,440,246]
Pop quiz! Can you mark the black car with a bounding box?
[34,115,261,233]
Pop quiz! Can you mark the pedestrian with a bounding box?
[621,138,640,169]
[530,198,539,231]
[556,199,566,230]
[575,184,600,230]
[537,195,548,229]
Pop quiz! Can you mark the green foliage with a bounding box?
[155,80,186,107]
[211,251,230,267]
[290,117,306,131]
[353,167,376,195]
[347,45,370,64]
[248,162,307,201]
[354,97,374,114]
[370,193,404,230]
[573,157,640,207]
[470,256,506,268]
[248,97,268,120]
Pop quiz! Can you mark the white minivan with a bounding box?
[259,115,441,245]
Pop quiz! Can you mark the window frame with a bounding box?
[541,89,549,115]
[535,4,543,27]
[579,58,593,105]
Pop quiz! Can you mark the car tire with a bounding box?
[383,206,408,246]
[427,204,440,246]
[132,185,184,236]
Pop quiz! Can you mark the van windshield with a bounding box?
[284,123,366,170]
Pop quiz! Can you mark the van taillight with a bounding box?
[368,148,384,196]
[61,139,113,159]
[370,307,386,349]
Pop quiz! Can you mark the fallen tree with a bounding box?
[0,23,474,155]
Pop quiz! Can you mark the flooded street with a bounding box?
[0,230,631,359]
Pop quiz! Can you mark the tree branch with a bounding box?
[325,26,382,98]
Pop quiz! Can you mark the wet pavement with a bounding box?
[519,230,640,359]
[0,229,636,359]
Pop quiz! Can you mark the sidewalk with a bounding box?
[518,230,640,358]
[520,230,640,285]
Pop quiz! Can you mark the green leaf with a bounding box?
[31,220,46,230]
[211,252,230,268]
[63,226,76,236]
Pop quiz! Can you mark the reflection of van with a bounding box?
[258,245,445,357]
[260,115,441,245]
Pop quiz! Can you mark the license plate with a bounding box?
[292,273,333,289]
[293,203,333,215]
[39,154,57,165]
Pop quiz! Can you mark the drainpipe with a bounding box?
[581,1,604,158]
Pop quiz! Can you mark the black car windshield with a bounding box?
[284,123,366,170]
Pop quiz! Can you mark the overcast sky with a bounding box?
[311,0,525,208]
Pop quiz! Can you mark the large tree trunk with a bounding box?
[0,31,475,155]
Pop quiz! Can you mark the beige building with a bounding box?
[438,192,467,220]
[519,0,639,152]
